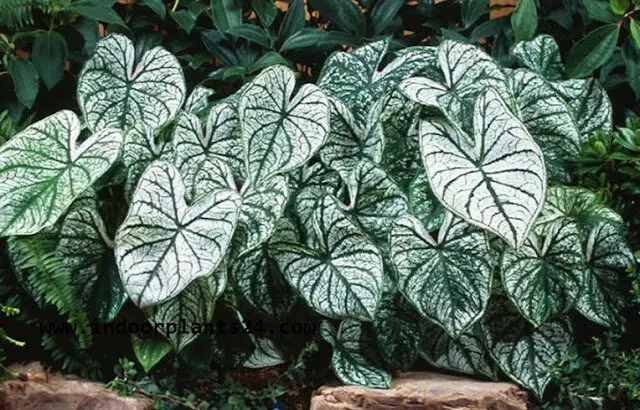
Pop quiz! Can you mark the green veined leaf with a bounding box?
[509,69,581,180]
[482,296,572,399]
[346,161,408,246]
[145,272,225,351]
[501,219,585,327]
[230,219,298,318]
[78,34,186,132]
[374,292,423,371]
[566,23,620,78]
[408,173,445,232]
[511,34,565,81]
[243,337,286,368]
[419,88,546,249]
[318,41,437,122]
[57,204,127,322]
[319,97,384,178]
[67,1,128,28]
[131,334,172,373]
[122,124,174,201]
[32,31,68,89]
[115,161,241,307]
[552,78,613,142]
[370,0,405,34]
[0,110,122,237]
[511,0,538,43]
[575,221,635,326]
[234,175,289,255]
[422,323,497,379]
[239,65,329,185]
[582,0,618,23]
[400,41,508,131]
[272,195,383,321]
[184,85,213,115]
[321,320,391,388]
[390,214,494,337]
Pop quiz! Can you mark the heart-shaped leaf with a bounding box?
[390,213,494,337]
[115,161,241,307]
[131,334,172,373]
[272,195,383,321]
[511,35,565,80]
[243,337,286,369]
[419,88,547,249]
[78,34,186,132]
[239,65,329,185]
[0,110,122,237]
[184,85,213,115]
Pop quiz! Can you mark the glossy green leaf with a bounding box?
[582,0,618,22]
[211,0,242,32]
[32,31,68,89]
[308,0,366,37]
[131,334,172,373]
[566,23,620,78]
[511,0,538,43]
[7,57,39,109]
[141,0,166,19]
[610,0,629,15]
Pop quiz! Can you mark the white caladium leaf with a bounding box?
[319,97,384,177]
[184,85,213,115]
[78,34,186,132]
[511,35,565,81]
[272,195,383,321]
[408,173,445,232]
[482,296,572,399]
[536,186,623,237]
[390,213,494,337]
[173,106,243,189]
[374,292,423,371]
[509,69,580,180]
[419,88,547,249]
[401,41,508,130]
[239,65,330,185]
[123,124,174,200]
[146,271,225,351]
[115,161,241,307]
[421,324,497,379]
[552,79,613,141]
[575,221,635,327]
[0,110,123,237]
[243,337,286,369]
[233,175,289,255]
[346,161,408,245]
[501,219,585,327]
[230,218,298,318]
[318,40,436,122]
[321,320,391,389]
[57,204,127,322]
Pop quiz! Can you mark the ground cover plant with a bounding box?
[0,25,636,410]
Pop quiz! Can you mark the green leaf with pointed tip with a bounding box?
[575,221,635,326]
[318,41,437,122]
[272,195,383,320]
[0,110,123,237]
[145,272,225,351]
[57,204,127,322]
[321,320,391,388]
[78,34,186,132]
[400,41,508,131]
[408,173,445,232]
[482,296,572,399]
[319,97,384,177]
[233,176,289,255]
[131,334,172,373]
[502,219,584,327]
[184,85,213,115]
[390,214,494,337]
[511,0,537,43]
[511,35,565,80]
[115,161,241,307]
[419,88,547,249]
[123,124,174,201]
[374,292,423,371]
[243,337,286,368]
[509,69,581,180]
[566,24,620,79]
[230,219,298,318]
[422,323,497,379]
[552,78,613,142]
[239,65,330,185]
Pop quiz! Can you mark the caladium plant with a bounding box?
[0,32,635,401]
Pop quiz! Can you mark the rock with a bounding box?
[310,371,534,410]
[0,362,153,410]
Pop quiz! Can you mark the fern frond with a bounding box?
[7,235,93,348]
